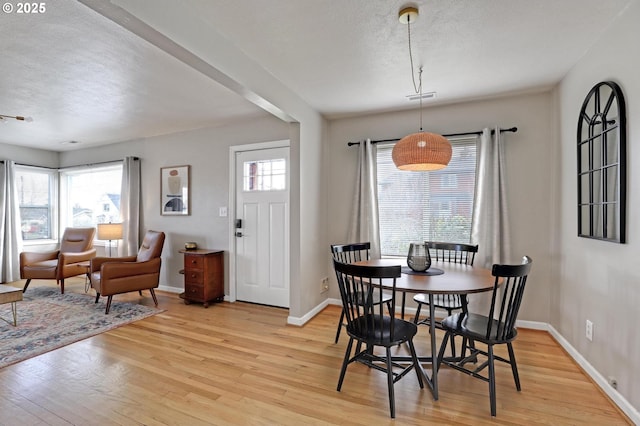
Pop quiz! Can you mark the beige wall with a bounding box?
[556,0,640,412]
[60,115,289,294]
[326,92,555,322]
[0,143,59,168]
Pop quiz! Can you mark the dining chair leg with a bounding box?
[436,330,450,370]
[507,342,521,390]
[385,300,393,317]
[413,303,422,324]
[337,338,354,391]
[488,344,497,417]
[385,347,396,418]
[408,339,425,388]
[334,309,345,343]
[448,333,457,358]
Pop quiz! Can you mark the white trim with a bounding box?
[287,298,330,326]
[157,284,181,294]
[228,140,290,306]
[292,302,639,423]
[515,319,548,330]
[548,325,640,424]
[158,284,231,302]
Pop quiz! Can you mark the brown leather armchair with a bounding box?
[20,227,97,294]
[90,230,165,314]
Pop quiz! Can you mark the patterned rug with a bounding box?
[0,286,163,369]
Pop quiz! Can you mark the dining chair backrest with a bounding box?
[486,256,533,340]
[331,242,371,264]
[332,259,401,342]
[427,241,478,265]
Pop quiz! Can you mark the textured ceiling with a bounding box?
[0,0,634,151]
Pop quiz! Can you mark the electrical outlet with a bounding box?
[585,319,593,341]
[320,277,329,293]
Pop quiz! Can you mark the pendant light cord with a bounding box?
[406,18,424,131]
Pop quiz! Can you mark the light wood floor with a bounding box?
[0,278,631,425]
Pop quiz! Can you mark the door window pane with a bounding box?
[243,159,286,191]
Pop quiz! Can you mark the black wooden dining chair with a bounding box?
[412,242,478,356]
[333,259,424,418]
[436,256,533,416]
[330,243,393,343]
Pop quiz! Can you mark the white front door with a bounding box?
[235,147,290,307]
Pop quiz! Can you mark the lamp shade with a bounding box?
[392,132,452,171]
[97,223,123,240]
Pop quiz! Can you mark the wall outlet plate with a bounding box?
[586,319,593,341]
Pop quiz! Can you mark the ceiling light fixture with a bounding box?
[392,6,452,171]
[0,114,33,123]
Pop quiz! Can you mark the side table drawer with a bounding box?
[184,269,203,283]
[184,283,204,300]
[184,255,204,269]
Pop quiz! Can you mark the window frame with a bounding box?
[376,136,478,257]
[59,162,123,241]
[14,165,59,244]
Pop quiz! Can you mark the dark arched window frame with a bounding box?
[577,81,626,243]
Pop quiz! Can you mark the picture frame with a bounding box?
[161,165,190,216]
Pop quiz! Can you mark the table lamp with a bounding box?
[97,223,123,257]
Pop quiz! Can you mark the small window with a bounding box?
[243,159,286,191]
[15,166,57,241]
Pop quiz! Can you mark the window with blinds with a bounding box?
[376,137,478,257]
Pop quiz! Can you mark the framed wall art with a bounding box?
[161,165,190,216]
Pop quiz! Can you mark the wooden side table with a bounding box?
[179,249,224,308]
[0,284,23,326]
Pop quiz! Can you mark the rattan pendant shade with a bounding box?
[392,131,452,171]
[393,6,452,172]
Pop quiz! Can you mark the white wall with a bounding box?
[326,91,555,322]
[60,115,289,293]
[0,143,59,168]
[556,0,640,412]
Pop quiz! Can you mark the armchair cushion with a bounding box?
[20,227,96,294]
[90,230,165,314]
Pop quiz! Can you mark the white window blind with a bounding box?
[376,137,478,257]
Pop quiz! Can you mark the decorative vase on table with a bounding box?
[407,242,431,272]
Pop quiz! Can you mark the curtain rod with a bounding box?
[347,126,517,146]
[0,157,139,169]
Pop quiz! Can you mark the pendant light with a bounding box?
[392,6,452,171]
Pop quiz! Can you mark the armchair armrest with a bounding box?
[90,255,137,272]
[20,250,59,265]
[60,249,97,265]
[100,258,162,280]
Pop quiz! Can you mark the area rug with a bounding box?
[0,286,163,369]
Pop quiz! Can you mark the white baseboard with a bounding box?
[157,285,230,302]
[547,324,639,424]
[295,301,639,423]
[158,284,182,294]
[287,298,330,326]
